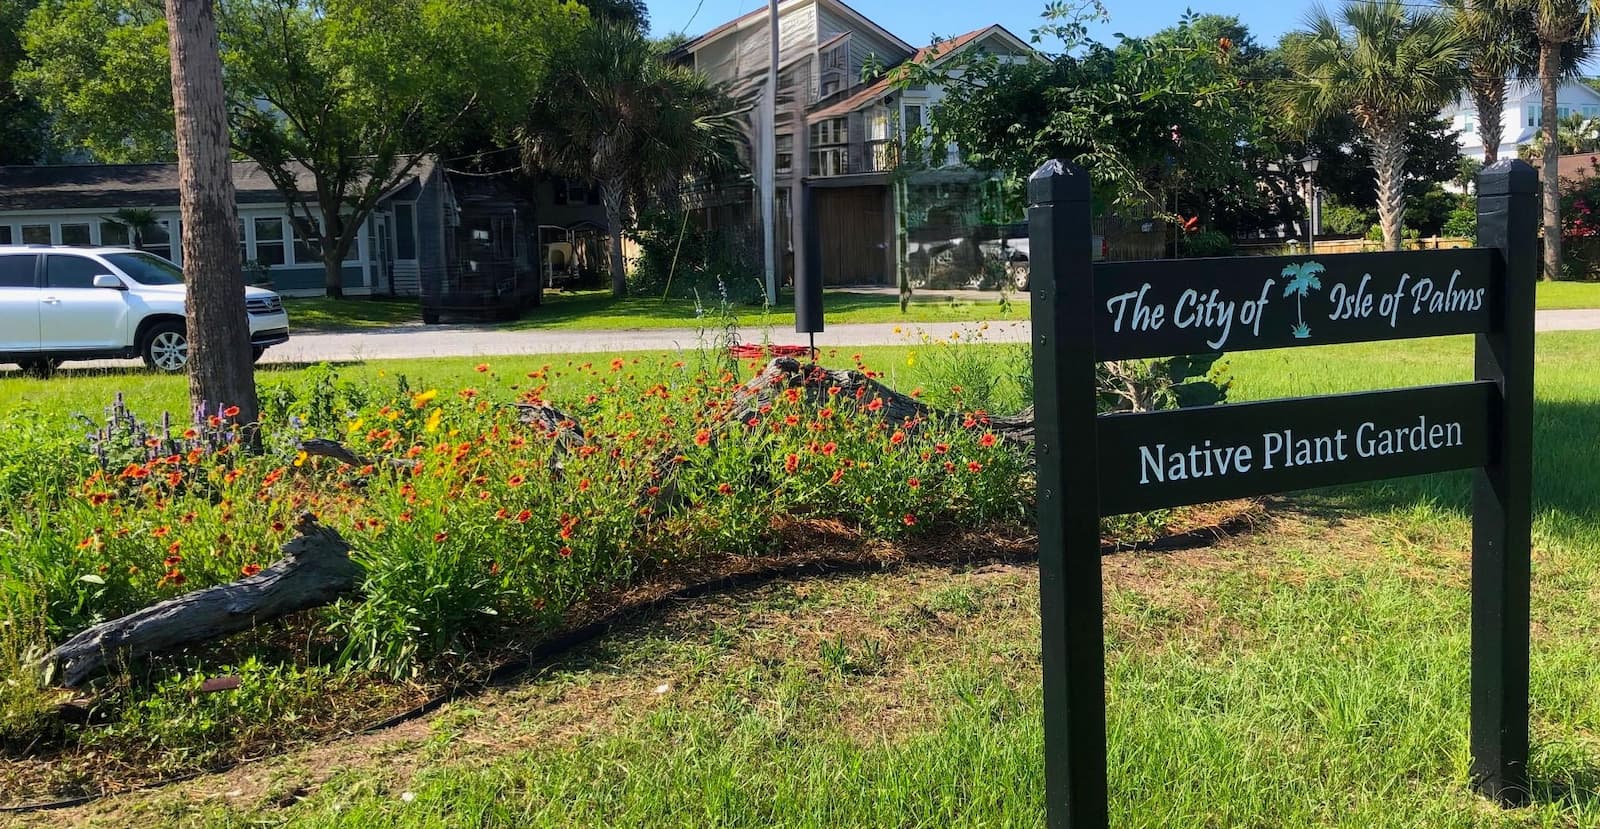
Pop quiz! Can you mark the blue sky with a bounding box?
[648,0,1316,49]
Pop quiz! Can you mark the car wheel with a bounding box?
[1008,260,1031,292]
[142,322,190,372]
[18,358,60,378]
[422,309,441,325]
[251,346,266,364]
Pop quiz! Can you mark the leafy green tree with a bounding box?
[1279,0,1467,251]
[19,0,582,297]
[515,20,744,298]
[0,0,49,162]
[1524,0,1600,278]
[1518,110,1600,159]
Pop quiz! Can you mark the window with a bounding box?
[777,134,794,174]
[1527,105,1541,128]
[1463,114,1476,134]
[903,104,923,137]
[21,225,49,245]
[238,219,248,264]
[0,254,36,288]
[810,117,848,147]
[104,251,184,285]
[867,108,890,141]
[140,220,173,260]
[44,254,103,289]
[100,221,130,247]
[0,226,11,245]
[394,203,417,261]
[253,216,285,266]
[60,223,91,246]
[1585,105,1600,119]
[293,221,321,264]
[810,147,848,176]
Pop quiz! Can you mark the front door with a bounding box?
[0,253,41,352]
[375,216,394,294]
[39,254,131,350]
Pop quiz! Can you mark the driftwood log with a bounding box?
[43,514,362,688]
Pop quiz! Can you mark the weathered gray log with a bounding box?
[42,514,362,688]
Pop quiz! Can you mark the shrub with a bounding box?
[1179,230,1232,258]
[628,206,768,304]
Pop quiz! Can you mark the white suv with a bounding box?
[0,247,289,374]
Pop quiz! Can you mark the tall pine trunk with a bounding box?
[602,181,627,298]
[165,0,258,425]
[1472,81,1506,165]
[1371,122,1408,252]
[1541,41,1562,281]
[323,255,345,299]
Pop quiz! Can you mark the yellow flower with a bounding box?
[905,352,917,367]
[293,451,308,468]
[346,418,364,433]
[892,325,902,334]
[412,389,439,408]
[425,408,443,433]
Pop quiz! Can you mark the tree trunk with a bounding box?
[324,250,346,299]
[1541,41,1562,281]
[42,515,361,688]
[1473,80,1506,166]
[602,181,628,298]
[1371,123,1408,252]
[165,0,258,425]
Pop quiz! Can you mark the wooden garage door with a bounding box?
[815,186,888,286]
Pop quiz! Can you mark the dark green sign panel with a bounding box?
[1026,158,1537,829]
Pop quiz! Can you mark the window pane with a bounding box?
[45,254,104,289]
[21,225,49,245]
[0,226,11,245]
[60,224,91,246]
[254,217,284,266]
[139,221,172,257]
[394,204,417,260]
[100,222,130,247]
[0,254,36,288]
[293,223,321,264]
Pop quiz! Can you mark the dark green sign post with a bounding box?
[1027,158,1537,827]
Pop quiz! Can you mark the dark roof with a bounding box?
[809,26,1004,122]
[0,161,327,212]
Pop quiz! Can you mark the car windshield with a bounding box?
[103,251,184,286]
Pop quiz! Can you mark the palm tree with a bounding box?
[516,21,744,298]
[1280,1,1467,251]
[1518,111,1600,159]
[102,207,160,249]
[1524,0,1600,278]
[1444,0,1533,165]
[1282,261,1325,338]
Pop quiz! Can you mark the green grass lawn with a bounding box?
[285,282,1599,335]
[9,332,1600,827]
[1536,280,1600,310]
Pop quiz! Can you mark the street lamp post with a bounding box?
[1300,154,1320,254]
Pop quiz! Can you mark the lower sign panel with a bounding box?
[1096,381,1496,515]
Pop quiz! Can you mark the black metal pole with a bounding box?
[795,182,824,336]
[1470,158,1537,806]
[1027,159,1107,829]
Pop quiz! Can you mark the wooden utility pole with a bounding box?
[759,0,779,306]
[165,0,258,425]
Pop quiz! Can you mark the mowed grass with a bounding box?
[281,289,1024,333]
[1537,280,1600,311]
[10,333,1600,828]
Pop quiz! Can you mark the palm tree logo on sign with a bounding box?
[1281,261,1325,339]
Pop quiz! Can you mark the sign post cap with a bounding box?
[1478,159,1538,196]
[1028,158,1090,206]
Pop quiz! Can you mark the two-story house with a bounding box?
[672,0,1034,287]
[1442,80,1600,162]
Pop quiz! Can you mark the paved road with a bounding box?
[9,309,1599,372]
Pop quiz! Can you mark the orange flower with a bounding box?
[516,509,532,523]
[967,461,983,473]
[694,429,712,447]
[784,454,799,474]
[821,442,837,456]
[559,546,573,557]
[222,405,241,418]
[934,443,950,454]
[578,478,591,492]
[889,431,906,445]
[718,482,733,495]
[902,514,917,526]
[907,477,920,489]
[433,531,449,543]
[241,563,263,577]
[865,398,884,412]
[979,433,997,448]
[828,469,845,485]
[475,363,491,373]
[508,474,525,487]
[151,526,170,538]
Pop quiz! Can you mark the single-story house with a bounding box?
[0,160,607,316]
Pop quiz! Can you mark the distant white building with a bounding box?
[1442,80,1600,161]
